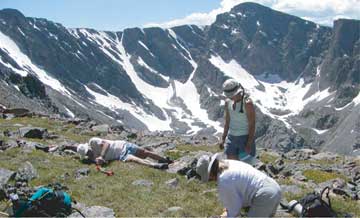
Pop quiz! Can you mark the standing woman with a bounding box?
[219,79,256,160]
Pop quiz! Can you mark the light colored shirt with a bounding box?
[88,137,127,161]
[218,160,267,217]
[226,99,248,136]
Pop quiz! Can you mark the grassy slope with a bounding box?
[0,117,359,216]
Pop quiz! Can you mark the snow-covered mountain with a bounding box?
[0,3,359,155]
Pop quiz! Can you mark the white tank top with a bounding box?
[89,137,127,161]
[226,99,248,136]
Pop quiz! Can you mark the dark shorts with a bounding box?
[224,134,256,157]
[119,142,139,161]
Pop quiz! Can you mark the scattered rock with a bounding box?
[281,185,303,195]
[15,161,38,182]
[201,188,217,195]
[75,168,90,180]
[19,127,48,139]
[292,171,307,182]
[3,108,30,117]
[165,178,179,189]
[166,206,183,213]
[332,178,346,189]
[167,151,212,174]
[69,206,115,218]
[0,168,16,186]
[91,124,110,133]
[132,179,153,187]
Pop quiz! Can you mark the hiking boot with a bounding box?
[153,163,169,170]
[158,157,174,164]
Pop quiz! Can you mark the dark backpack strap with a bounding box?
[320,186,332,208]
[72,207,86,218]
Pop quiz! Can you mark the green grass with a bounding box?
[331,196,360,216]
[259,152,278,164]
[0,148,223,217]
[303,169,348,184]
[165,144,220,160]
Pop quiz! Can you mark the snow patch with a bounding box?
[312,128,329,134]
[0,31,71,95]
[64,107,75,118]
[138,41,155,57]
[49,32,58,40]
[85,84,171,131]
[231,29,239,35]
[209,55,330,125]
[221,24,229,29]
[353,91,360,106]
[17,27,26,37]
[137,56,169,81]
[13,85,20,91]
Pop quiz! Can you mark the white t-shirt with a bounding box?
[218,160,267,217]
[88,137,127,161]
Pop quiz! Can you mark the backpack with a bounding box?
[299,187,337,217]
[12,183,84,217]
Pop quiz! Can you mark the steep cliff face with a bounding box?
[0,3,358,154]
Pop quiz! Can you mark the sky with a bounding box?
[0,0,359,31]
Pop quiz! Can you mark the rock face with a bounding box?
[0,3,358,154]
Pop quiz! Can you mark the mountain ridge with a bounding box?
[0,2,359,155]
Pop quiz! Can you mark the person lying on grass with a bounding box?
[67,137,173,170]
[196,153,281,217]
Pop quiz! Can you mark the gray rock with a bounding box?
[91,124,110,133]
[132,179,153,187]
[167,151,212,174]
[201,188,217,195]
[332,178,346,189]
[75,168,90,180]
[19,127,48,139]
[292,171,307,182]
[165,178,179,189]
[281,185,303,195]
[312,152,339,161]
[166,206,183,212]
[0,168,16,186]
[15,161,38,182]
[17,140,36,150]
[69,206,115,218]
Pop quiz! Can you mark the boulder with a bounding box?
[19,127,48,139]
[167,151,212,174]
[0,168,16,186]
[15,161,38,182]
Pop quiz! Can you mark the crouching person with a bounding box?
[73,137,172,170]
[196,154,281,217]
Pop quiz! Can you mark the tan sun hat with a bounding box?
[76,143,89,159]
[196,153,221,183]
